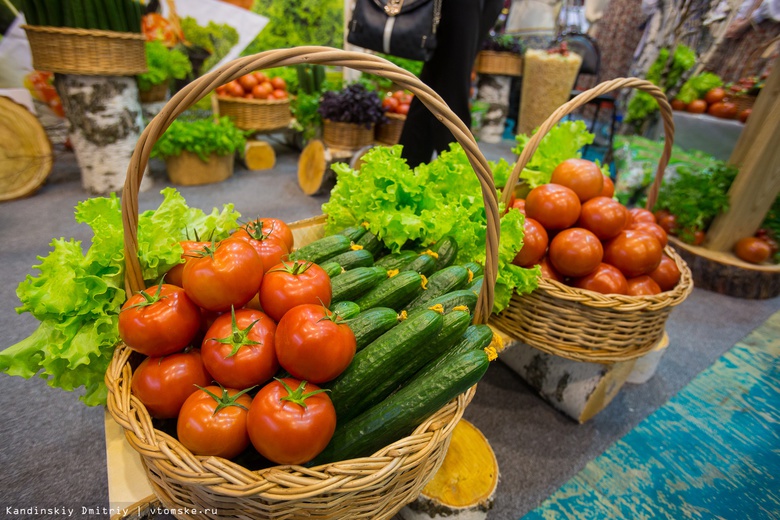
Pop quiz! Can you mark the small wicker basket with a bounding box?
[475,51,524,77]
[375,112,406,145]
[106,46,501,520]
[491,77,694,364]
[216,95,292,132]
[22,25,147,76]
[725,94,756,114]
[139,80,170,104]
[323,119,375,150]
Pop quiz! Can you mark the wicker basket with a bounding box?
[165,151,234,186]
[139,80,170,104]
[375,112,406,145]
[22,25,147,76]
[491,77,694,364]
[216,95,292,132]
[323,119,376,150]
[475,51,524,77]
[725,94,756,114]
[106,46,501,520]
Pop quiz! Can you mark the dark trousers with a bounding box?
[399,0,504,168]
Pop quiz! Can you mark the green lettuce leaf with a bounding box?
[0,189,241,406]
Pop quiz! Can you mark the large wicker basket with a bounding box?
[491,78,694,364]
[216,95,292,132]
[375,112,406,145]
[475,50,524,77]
[106,46,501,520]
[22,25,147,76]
[322,119,376,150]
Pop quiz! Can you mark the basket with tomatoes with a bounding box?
[105,48,500,520]
[491,77,693,363]
[215,70,292,132]
[376,89,412,145]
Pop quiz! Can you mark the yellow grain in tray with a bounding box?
[518,50,583,135]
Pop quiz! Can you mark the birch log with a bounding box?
[476,75,512,143]
[495,328,636,423]
[55,74,151,194]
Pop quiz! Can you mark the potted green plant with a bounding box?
[317,83,386,150]
[476,34,525,77]
[151,115,247,186]
[138,41,192,103]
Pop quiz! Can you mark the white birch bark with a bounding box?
[476,75,512,143]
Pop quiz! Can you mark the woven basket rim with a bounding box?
[21,24,146,40]
[384,112,407,121]
[216,94,292,106]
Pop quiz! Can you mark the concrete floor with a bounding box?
[1,138,778,519]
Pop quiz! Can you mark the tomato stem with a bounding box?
[196,384,255,415]
[276,379,329,410]
[267,259,312,276]
[123,283,167,311]
[212,306,262,357]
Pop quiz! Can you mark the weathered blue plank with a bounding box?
[523,311,780,520]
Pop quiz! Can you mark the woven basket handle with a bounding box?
[121,46,500,324]
[499,77,674,211]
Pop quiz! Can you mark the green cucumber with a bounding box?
[70,0,86,28]
[62,0,74,27]
[31,0,47,25]
[290,234,351,264]
[22,0,38,25]
[355,270,423,311]
[410,289,479,316]
[81,0,98,29]
[374,250,417,270]
[432,236,458,270]
[320,261,344,278]
[129,0,143,32]
[327,249,374,270]
[346,307,399,351]
[401,253,437,276]
[356,231,385,257]
[44,0,62,26]
[330,301,361,320]
[339,225,368,243]
[421,324,494,376]
[326,309,444,421]
[405,266,469,312]
[462,261,484,278]
[331,266,388,303]
[94,0,109,30]
[467,275,484,296]
[310,348,490,466]
[105,0,126,31]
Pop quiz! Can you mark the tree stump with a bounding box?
[55,74,150,194]
[399,420,498,520]
[670,237,780,299]
[495,328,637,423]
[242,140,276,171]
[297,139,360,195]
[0,96,53,201]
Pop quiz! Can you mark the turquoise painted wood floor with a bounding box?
[523,311,780,520]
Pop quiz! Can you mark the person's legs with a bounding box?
[400,0,504,167]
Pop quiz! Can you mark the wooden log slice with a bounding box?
[297,139,354,196]
[0,96,53,202]
[669,236,780,299]
[243,140,276,171]
[400,420,498,520]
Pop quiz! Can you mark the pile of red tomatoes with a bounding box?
[216,71,289,101]
[382,90,413,116]
[511,159,682,296]
[118,218,352,466]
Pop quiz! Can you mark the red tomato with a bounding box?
[118,284,202,357]
[271,89,288,100]
[177,385,252,459]
[247,378,336,465]
[629,221,668,248]
[739,108,751,123]
[201,308,278,389]
[166,240,209,287]
[626,276,662,296]
[382,96,400,112]
[259,261,332,322]
[648,254,681,291]
[511,198,526,214]
[396,103,410,116]
[628,208,656,225]
[537,256,563,282]
[270,76,287,91]
[392,90,406,100]
[131,350,212,419]
[671,99,687,111]
[512,218,549,267]
[708,101,738,119]
[182,240,264,312]
[275,304,356,383]
[656,212,678,235]
[229,223,289,274]
[247,217,294,250]
[704,87,726,105]
[680,229,706,245]
[603,229,663,277]
[572,263,628,295]
[238,74,258,91]
[600,175,615,198]
[577,196,629,240]
[227,81,245,98]
[252,83,272,99]
[548,228,603,278]
[734,237,771,264]
[525,184,582,231]
[253,71,269,84]
[550,158,604,202]
[687,99,707,114]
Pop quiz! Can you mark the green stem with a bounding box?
[196,384,256,415]
[277,379,329,410]
[212,307,261,357]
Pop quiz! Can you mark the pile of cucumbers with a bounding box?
[291,226,493,465]
[22,0,143,32]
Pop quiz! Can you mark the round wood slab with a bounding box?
[0,97,53,202]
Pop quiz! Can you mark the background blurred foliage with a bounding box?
[243,0,344,54]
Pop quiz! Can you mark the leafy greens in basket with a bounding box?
[0,189,240,406]
[322,145,539,312]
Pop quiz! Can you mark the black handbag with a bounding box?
[347,0,443,62]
